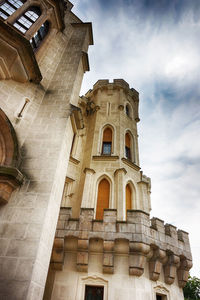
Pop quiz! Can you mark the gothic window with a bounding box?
[125,132,131,160]
[96,178,110,220]
[126,183,132,213]
[13,6,41,33]
[0,0,25,19]
[102,127,112,155]
[30,20,49,50]
[84,285,104,300]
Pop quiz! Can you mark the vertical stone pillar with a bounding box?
[114,168,127,220]
[81,168,95,208]
[103,240,114,274]
[77,239,89,272]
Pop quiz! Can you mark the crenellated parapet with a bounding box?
[52,207,192,287]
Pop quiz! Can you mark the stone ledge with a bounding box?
[121,158,141,171]
[92,155,119,161]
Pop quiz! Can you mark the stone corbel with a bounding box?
[164,252,180,284]
[129,242,150,276]
[51,238,64,270]
[149,247,166,281]
[177,257,193,288]
[77,239,89,272]
[103,240,114,274]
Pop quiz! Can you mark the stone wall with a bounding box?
[50,207,192,300]
[0,8,93,300]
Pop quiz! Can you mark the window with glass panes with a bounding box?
[13,6,41,33]
[0,0,25,20]
[102,127,112,155]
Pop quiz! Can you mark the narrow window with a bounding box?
[125,104,130,117]
[30,20,49,50]
[125,132,131,160]
[0,0,25,20]
[85,285,104,300]
[96,178,110,220]
[13,6,41,33]
[126,184,132,211]
[102,127,112,155]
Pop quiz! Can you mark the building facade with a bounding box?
[0,1,192,300]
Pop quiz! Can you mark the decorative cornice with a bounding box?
[92,155,119,161]
[121,157,140,171]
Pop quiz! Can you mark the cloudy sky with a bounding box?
[72,0,200,277]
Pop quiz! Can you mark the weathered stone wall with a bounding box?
[50,207,192,300]
[0,8,93,300]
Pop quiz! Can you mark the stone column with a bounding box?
[81,168,95,208]
[114,168,127,220]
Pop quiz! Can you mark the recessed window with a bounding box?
[156,295,165,300]
[102,127,112,155]
[125,104,130,117]
[13,6,41,33]
[85,285,104,300]
[30,20,49,50]
[0,0,25,19]
[96,178,110,220]
[125,132,131,160]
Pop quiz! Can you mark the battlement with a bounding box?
[52,207,192,287]
[85,79,139,100]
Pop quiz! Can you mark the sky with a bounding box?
[71,0,200,277]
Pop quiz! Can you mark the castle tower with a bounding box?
[48,80,192,300]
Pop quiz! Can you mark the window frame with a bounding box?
[101,126,113,156]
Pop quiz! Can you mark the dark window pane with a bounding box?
[125,146,131,160]
[102,142,111,155]
[126,105,129,116]
[156,295,163,300]
[85,286,104,300]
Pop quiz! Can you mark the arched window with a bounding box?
[13,6,41,33]
[96,178,110,220]
[102,127,112,155]
[126,183,132,214]
[0,0,25,20]
[30,20,49,50]
[125,132,131,160]
[125,104,130,117]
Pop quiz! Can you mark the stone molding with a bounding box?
[52,207,192,286]
[121,157,141,171]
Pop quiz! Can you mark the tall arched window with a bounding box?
[96,178,110,220]
[125,132,131,160]
[102,127,112,155]
[0,0,25,20]
[126,183,132,213]
[13,6,41,33]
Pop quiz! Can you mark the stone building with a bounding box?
[0,1,192,300]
